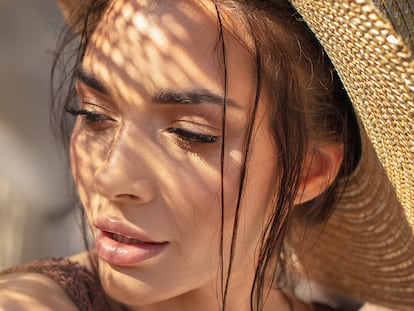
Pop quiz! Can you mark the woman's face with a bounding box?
[70,0,277,308]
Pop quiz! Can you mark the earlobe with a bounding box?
[294,143,344,205]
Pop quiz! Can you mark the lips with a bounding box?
[110,232,150,244]
[93,218,168,266]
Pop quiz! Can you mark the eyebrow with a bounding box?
[153,89,236,107]
[75,67,237,107]
[74,67,110,95]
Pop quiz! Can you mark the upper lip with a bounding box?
[93,217,167,244]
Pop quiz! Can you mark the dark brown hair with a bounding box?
[214,2,359,310]
[51,1,359,310]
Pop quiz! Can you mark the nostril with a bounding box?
[93,162,156,204]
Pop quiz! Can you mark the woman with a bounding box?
[0,0,412,310]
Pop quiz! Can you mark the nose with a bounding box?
[92,138,156,205]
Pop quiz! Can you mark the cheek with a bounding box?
[246,151,277,204]
[70,125,109,213]
[159,160,223,240]
[234,131,278,249]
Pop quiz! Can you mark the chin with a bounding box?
[97,259,171,307]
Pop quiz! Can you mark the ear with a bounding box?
[294,143,344,205]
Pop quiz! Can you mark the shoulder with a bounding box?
[0,271,78,310]
[0,252,95,311]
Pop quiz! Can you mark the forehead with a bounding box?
[82,0,256,108]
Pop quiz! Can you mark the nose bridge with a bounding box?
[93,124,156,204]
[105,125,139,171]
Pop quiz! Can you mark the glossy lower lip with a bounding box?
[95,230,168,266]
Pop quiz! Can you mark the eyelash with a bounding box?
[166,127,220,144]
[65,107,115,130]
[66,107,220,145]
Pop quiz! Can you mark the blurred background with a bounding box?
[0,0,83,270]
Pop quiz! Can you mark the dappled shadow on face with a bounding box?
[72,0,230,227]
[68,0,276,306]
[71,0,262,236]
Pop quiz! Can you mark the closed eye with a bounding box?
[65,107,115,131]
[167,127,220,144]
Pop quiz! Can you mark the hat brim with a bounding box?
[290,0,414,309]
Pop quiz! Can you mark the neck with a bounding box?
[122,265,308,311]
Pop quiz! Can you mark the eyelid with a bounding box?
[75,81,117,114]
[66,107,117,133]
[65,107,115,120]
[81,101,115,114]
[171,119,220,132]
[166,127,221,144]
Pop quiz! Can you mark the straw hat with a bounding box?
[287,1,414,309]
[56,0,414,309]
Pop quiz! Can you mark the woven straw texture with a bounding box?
[290,0,414,309]
[373,0,414,50]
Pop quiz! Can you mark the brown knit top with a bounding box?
[0,257,111,310]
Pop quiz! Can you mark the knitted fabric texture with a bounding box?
[0,258,108,310]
